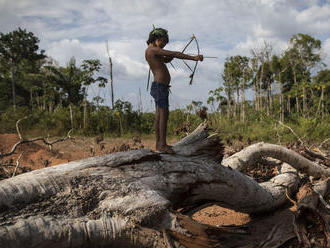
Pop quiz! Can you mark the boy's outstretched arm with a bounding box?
[163,56,174,63]
[152,47,203,61]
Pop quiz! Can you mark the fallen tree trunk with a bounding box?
[0,123,327,248]
[222,142,330,177]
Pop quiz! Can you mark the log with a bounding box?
[222,142,330,177]
[0,123,312,248]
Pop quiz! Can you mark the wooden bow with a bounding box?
[181,34,200,85]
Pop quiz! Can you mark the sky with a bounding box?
[1,0,330,111]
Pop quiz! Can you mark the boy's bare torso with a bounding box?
[145,46,171,85]
[145,41,202,86]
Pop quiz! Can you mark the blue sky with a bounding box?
[1,0,329,111]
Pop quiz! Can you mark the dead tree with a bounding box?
[0,123,329,248]
[106,40,114,110]
[0,117,73,158]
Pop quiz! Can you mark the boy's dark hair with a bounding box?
[146,28,169,45]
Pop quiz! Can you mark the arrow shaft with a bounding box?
[187,54,218,58]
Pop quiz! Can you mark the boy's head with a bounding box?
[147,27,169,46]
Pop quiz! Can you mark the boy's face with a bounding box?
[155,38,167,48]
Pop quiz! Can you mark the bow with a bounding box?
[181,34,200,85]
[146,34,201,90]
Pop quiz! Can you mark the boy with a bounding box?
[145,28,203,154]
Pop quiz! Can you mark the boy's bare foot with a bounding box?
[156,145,175,154]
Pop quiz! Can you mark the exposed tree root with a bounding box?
[223,142,330,177]
[0,116,73,158]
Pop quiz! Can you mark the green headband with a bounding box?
[150,28,168,38]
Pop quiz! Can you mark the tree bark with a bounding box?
[241,80,246,123]
[258,61,265,112]
[280,86,284,122]
[287,95,291,114]
[226,90,231,119]
[235,86,239,120]
[0,123,327,247]
[303,86,307,118]
[83,97,87,129]
[10,63,16,112]
[106,41,115,110]
[296,94,300,114]
[254,78,258,111]
[43,81,46,111]
[69,104,74,130]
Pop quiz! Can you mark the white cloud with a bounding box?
[323,38,330,67]
[296,4,330,34]
[230,36,288,58]
[1,0,329,110]
[296,4,330,22]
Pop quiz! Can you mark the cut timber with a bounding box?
[0,123,321,248]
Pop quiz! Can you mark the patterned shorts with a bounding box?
[150,82,169,108]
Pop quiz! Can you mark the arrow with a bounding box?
[187,54,218,59]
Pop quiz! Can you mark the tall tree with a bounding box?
[222,57,240,119]
[0,28,45,111]
[222,56,252,121]
[208,87,225,113]
[81,59,107,129]
[313,69,330,118]
[285,34,322,117]
[240,57,252,122]
[258,61,274,116]
[271,54,289,122]
[251,41,273,112]
[45,58,84,107]
[106,41,115,109]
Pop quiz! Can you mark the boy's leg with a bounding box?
[159,106,173,153]
[165,107,169,143]
[155,105,160,150]
[159,107,166,147]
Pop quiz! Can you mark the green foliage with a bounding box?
[0,106,31,133]
[282,33,322,93]
[0,28,45,65]
[313,69,330,113]
[168,109,186,135]
[0,28,329,146]
[213,117,274,143]
[0,78,12,111]
[0,28,46,111]
[208,110,330,144]
[140,112,155,134]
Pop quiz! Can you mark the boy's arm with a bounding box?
[152,47,203,61]
[163,56,173,63]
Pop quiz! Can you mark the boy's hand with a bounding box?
[194,55,203,61]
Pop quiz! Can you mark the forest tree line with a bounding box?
[0,28,329,142]
[209,34,329,122]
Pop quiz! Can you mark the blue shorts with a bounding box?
[150,82,169,108]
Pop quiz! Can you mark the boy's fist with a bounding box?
[195,55,203,61]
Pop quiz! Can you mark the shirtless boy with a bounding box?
[145,28,203,154]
